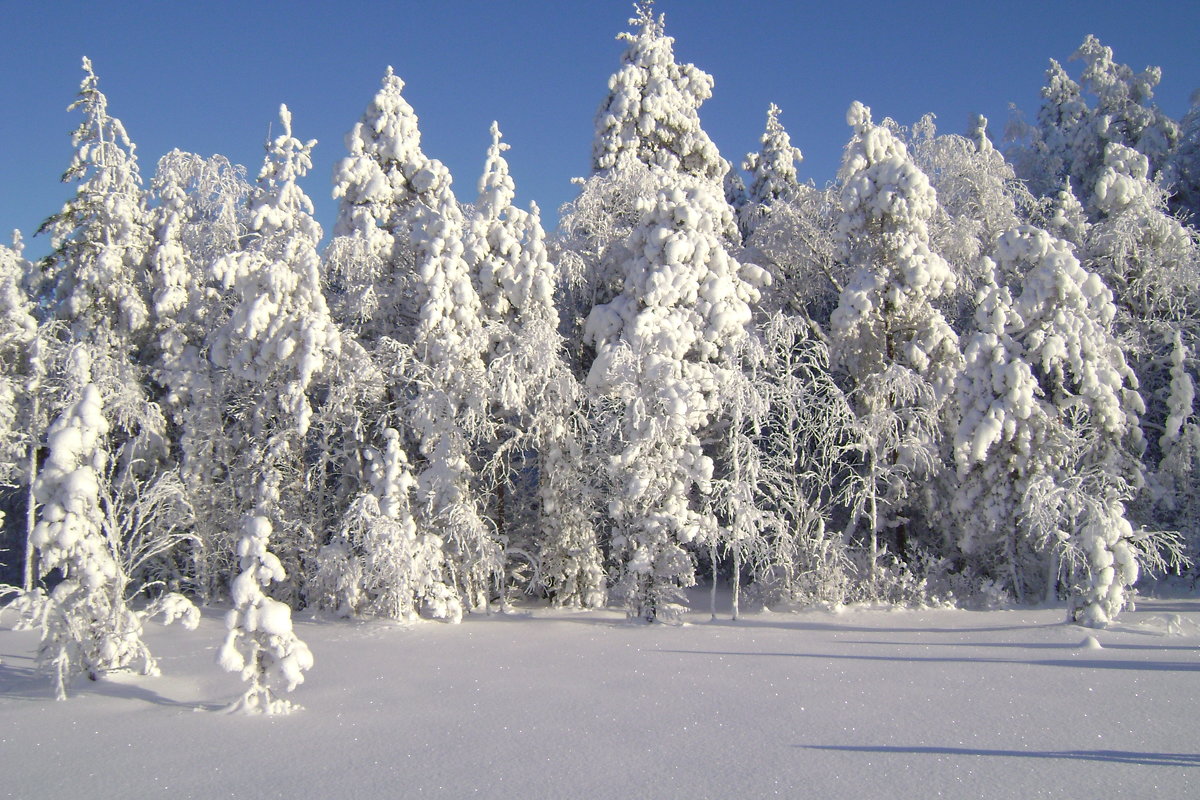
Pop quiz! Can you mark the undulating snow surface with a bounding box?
[2,590,1197,799]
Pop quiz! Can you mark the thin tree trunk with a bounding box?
[868,451,879,588]
[732,546,741,621]
[22,430,38,592]
[709,542,717,622]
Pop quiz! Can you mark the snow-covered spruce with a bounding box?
[313,427,460,622]
[986,225,1155,625]
[25,379,197,699]
[330,69,496,614]
[0,233,41,591]
[740,104,804,235]
[208,104,341,605]
[585,179,767,621]
[592,2,727,184]
[466,123,605,608]
[219,515,312,714]
[829,101,961,584]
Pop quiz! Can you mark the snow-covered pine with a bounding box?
[592,2,727,184]
[988,225,1150,625]
[829,101,961,582]
[326,66,427,341]
[145,151,251,601]
[1165,91,1200,224]
[209,105,341,609]
[1087,142,1200,350]
[740,104,804,235]
[466,123,604,607]
[218,515,313,714]
[24,365,197,700]
[36,57,166,464]
[909,113,1033,330]
[1009,38,1178,211]
[585,178,768,621]
[951,266,1050,601]
[0,234,42,590]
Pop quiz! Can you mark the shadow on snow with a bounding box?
[796,744,1200,768]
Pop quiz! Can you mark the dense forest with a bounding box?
[2,4,1199,712]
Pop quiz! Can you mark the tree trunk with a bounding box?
[868,451,879,587]
[22,433,38,592]
[732,546,741,621]
[709,542,717,622]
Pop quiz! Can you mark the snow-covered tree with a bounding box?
[38,58,151,343]
[951,267,1049,600]
[465,123,604,607]
[326,66,428,342]
[742,314,858,604]
[311,426,461,622]
[740,104,804,235]
[829,102,961,579]
[22,364,197,700]
[1074,36,1179,185]
[563,2,737,374]
[1165,91,1200,224]
[142,151,252,600]
[740,178,843,326]
[1009,37,1179,211]
[0,235,42,589]
[973,225,1156,624]
[1087,142,1200,351]
[218,515,312,714]
[36,57,165,467]
[1007,58,1090,200]
[585,179,767,620]
[1085,142,1200,532]
[404,157,495,613]
[328,67,497,615]
[1152,331,1200,553]
[592,2,727,184]
[208,108,335,711]
[209,104,340,610]
[910,114,1034,329]
[1041,178,1090,252]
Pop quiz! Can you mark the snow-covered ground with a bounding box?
[2,591,1197,799]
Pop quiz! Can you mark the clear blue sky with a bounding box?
[2,1,1197,259]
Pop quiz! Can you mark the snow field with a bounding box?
[2,593,1197,799]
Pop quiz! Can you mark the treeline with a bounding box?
[2,4,1199,711]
